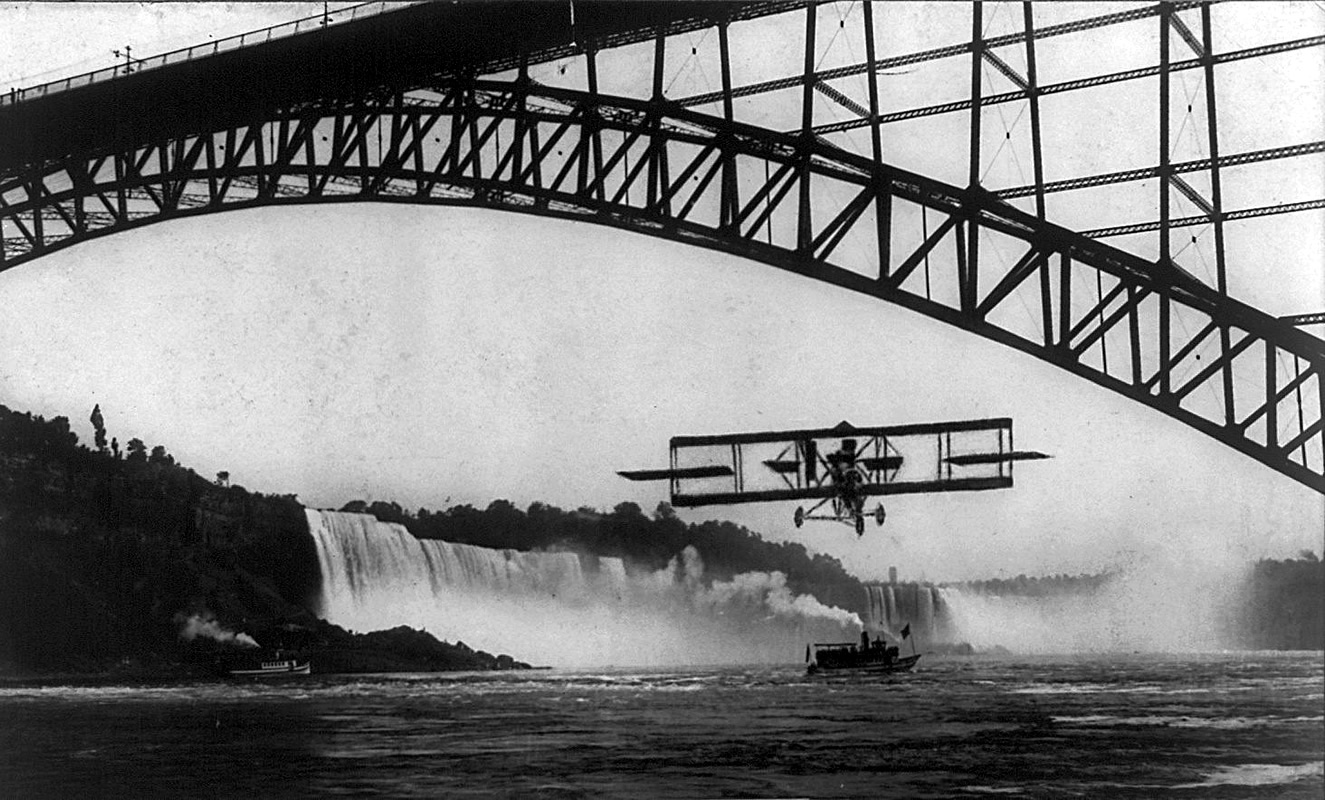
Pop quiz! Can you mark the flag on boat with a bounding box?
[901,623,911,639]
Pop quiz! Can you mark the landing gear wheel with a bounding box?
[855,515,865,536]
[794,506,805,528]
[875,504,887,527]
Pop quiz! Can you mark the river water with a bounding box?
[1,653,1321,798]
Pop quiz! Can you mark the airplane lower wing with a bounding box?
[617,466,735,481]
[669,476,1014,507]
[945,450,1051,466]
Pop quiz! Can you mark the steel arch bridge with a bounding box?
[0,1,1321,492]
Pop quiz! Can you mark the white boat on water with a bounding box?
[228,656,310,678]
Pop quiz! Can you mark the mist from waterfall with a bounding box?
[307,510,861,668]
[936,554,1250,653]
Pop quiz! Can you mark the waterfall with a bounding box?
[916,585,934,634]
[864,585,883,630]
[307,509,861,667]
[862,583,954,643]
[933,589,954,642]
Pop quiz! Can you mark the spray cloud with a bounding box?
[940,542,1250,653]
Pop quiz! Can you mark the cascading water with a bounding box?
[864,583,945,641]
[307,509,861,668]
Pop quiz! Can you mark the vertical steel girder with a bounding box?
[0,1,1320,494]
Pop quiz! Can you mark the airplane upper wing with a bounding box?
[668,417,1015,447]
[647,417,1044,507]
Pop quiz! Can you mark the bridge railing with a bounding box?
[1,1,405,107]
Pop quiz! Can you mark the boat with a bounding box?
[806,631,921,675]
[227,654,311,678]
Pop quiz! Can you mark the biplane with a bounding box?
[619,418,1048,536]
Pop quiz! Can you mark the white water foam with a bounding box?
[1173,761,1324,788]
[1051,714,1325,730]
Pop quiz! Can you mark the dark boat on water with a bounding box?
[225,650,311,678]
[806,630,921,675]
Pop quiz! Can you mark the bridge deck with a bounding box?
[0,1,763,174]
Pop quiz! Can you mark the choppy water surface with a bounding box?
[1,653,1320,798]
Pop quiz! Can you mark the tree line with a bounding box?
[947,572,1116,598]
[338,498,867,614]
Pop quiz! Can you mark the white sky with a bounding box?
[0,2,1320,582]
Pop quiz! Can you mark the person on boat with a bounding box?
[860,630,870,651]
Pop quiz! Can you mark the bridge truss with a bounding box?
[0,1,1321,492]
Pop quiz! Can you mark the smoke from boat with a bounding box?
[175,612,260,648]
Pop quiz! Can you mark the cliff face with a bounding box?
[0,405,526,676]
[0,406,322,673]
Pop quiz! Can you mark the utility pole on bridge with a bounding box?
[111,45,135,75]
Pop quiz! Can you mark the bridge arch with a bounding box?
[0,3,1320,493]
